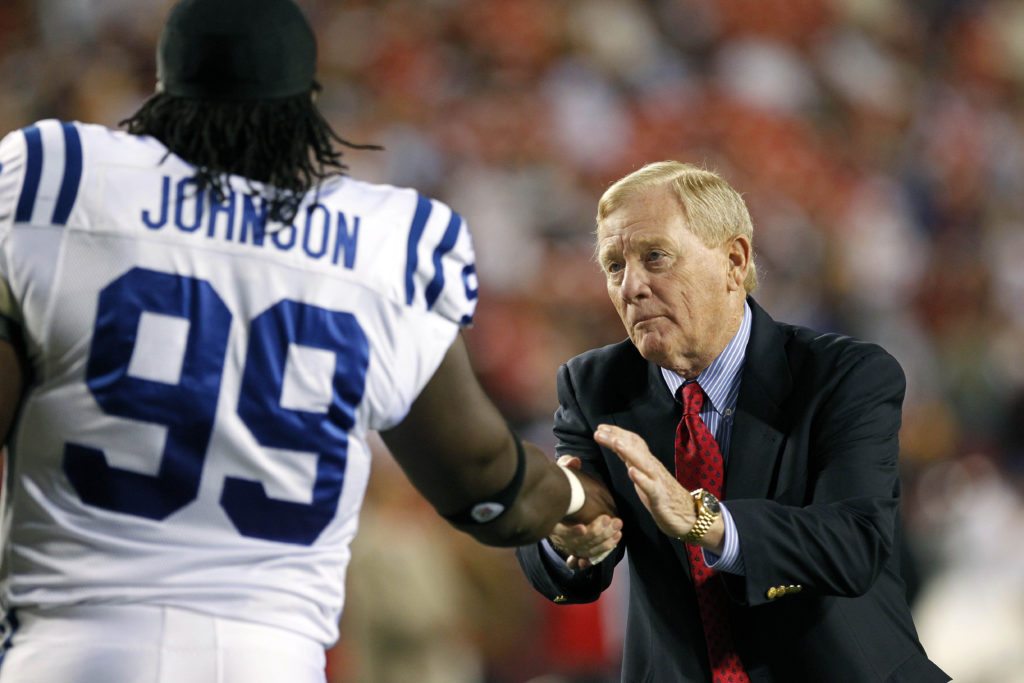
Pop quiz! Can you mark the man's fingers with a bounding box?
[566,527,622,569]
[552,514,623,562]
[594,423,634,452]
[594,424,654,468]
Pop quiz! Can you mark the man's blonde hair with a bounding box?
[596,161,758,292]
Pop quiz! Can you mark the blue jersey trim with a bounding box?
[52,122,83,225]
[14,126,43,223]
[424,210,462,310]
[0,608,19,664]
[404,194,432,306]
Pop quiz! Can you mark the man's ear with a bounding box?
[725,235,751,291]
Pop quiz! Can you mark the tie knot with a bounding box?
[680,381,704,415]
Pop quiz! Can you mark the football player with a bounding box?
[0,1,617,680]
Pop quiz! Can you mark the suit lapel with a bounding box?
[608,359,679,473]
[604,354,701,575]
[724,298,791,500]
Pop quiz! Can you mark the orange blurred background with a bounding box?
[3,1,1023,681]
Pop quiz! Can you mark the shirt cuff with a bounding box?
[539,538,578,578]
[702,502,745,575]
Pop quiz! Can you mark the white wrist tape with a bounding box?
[559,465,585,516]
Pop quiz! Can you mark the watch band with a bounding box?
[682,488,719,544]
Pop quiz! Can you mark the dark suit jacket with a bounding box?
[516,298,949,683]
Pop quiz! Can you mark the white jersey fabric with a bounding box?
[0,119,478,648]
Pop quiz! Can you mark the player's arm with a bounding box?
[0,340,21,445]
[381,334,616,547]
[0,275,24,445]
[0,136,26,445]
[0,325,23,446]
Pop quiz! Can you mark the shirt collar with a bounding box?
[661,300,752,415]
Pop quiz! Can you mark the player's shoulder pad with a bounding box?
[0,119,87,230]
[350,180,479,328]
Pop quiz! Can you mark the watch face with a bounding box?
[701,491,721,514]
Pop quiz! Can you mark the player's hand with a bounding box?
[594,424,696,540]
[552,455,621,568]
[560,455,617,526]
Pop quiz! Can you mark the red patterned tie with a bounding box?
[674,382,749,683]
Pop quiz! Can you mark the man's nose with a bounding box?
[620,263,651,301]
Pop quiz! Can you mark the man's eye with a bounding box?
[647,251,664,262]
[605,262,623,274]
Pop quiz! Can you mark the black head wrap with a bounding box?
[157,0,316,100]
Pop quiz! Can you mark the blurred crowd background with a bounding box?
[3,0,1024,681]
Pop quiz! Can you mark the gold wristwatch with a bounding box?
[682,488,721,544]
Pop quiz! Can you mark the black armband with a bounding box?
[442,429,527,525]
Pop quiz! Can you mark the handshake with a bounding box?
[553,454,622,569]
[549,422,714,569]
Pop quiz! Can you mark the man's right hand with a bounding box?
[553,455,622,569]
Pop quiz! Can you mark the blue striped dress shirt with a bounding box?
[542,302,752,574]
[661,301,751,574]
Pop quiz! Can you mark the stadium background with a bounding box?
[2,0,1023,681]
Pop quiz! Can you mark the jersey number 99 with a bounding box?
[62,267,369,546]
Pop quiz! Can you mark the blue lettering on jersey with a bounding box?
[64,267,370,545]
[207,188,235,238]
[333,212,359,269]
[303,204,330,259]
[141,176,360,269]
[142,176,170,229]
[174,178,205,233]
[461,263,478,326]
[240,194,267,245]
[272,224,296,250]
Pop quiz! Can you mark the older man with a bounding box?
[516,161,949,682]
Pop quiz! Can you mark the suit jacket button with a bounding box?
[766,587,777,599]
[553,595,567,604]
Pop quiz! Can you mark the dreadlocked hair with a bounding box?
[120,84,381,225]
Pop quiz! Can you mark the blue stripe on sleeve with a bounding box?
[424,210,463,310]
[404,194,433,306]
[52,122,83,225]
[14,126,43,223]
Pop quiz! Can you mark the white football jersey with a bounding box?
[0,119,478,647]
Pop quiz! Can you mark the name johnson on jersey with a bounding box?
[141,176,360,269]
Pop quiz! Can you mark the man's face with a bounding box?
[598,185,741,378]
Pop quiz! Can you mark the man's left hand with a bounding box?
[594,423,697,540]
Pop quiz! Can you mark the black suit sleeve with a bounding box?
[514,362,621,603]
[725,346,906,605]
